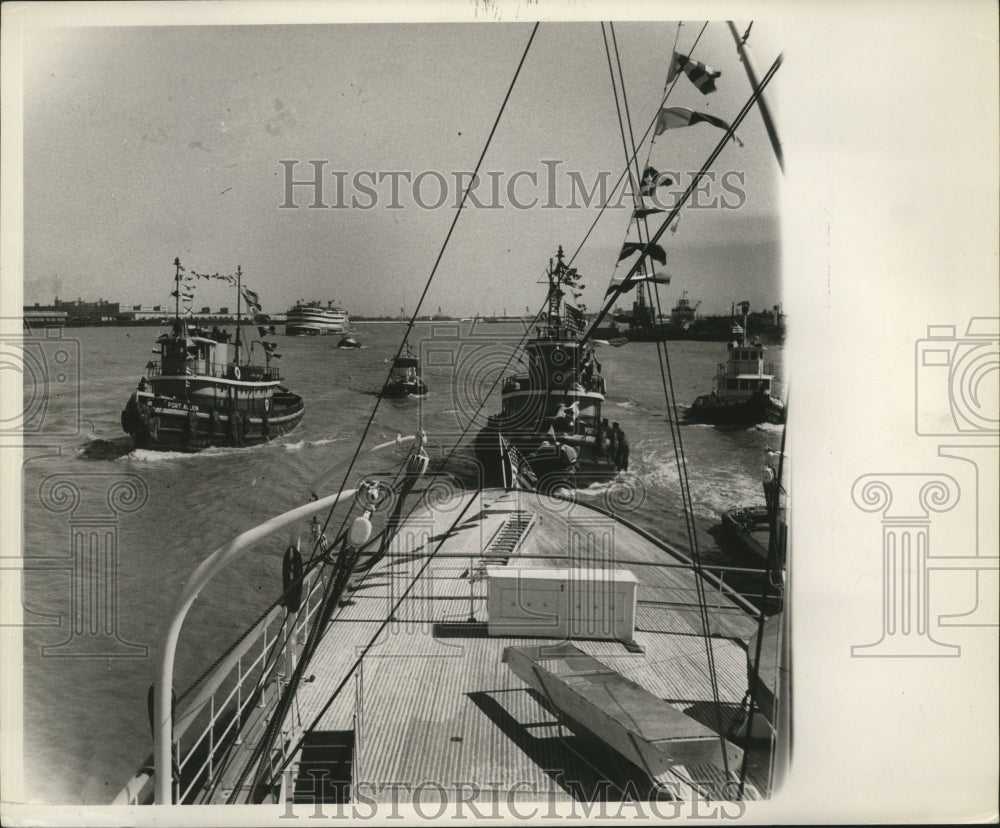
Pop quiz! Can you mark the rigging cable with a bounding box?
[300,22,539,573]
[566,22,708,272]
[228,23,541,802]
[582,52,783,347]
[603,19,732,780]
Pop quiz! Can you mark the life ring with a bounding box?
[264,397,271,412]
[233,366,241,380]
[282,545,304,612]
[147,416,160,442]
[762,467,775,484]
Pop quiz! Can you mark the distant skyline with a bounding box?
[22,19,781,318]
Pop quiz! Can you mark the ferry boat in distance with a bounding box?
[109,23,790,814]
[285,300,350,336]
[685,301,785,427]
[121,260,305,451]
[476,247,628,493]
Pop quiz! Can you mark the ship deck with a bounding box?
[216,487,771,805]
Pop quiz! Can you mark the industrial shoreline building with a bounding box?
[22,298,284,327]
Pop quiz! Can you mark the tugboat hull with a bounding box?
[384,380,427,398]
[121,390,304,452]
[685,393,785,427]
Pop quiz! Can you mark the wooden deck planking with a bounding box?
[282,488,769,799]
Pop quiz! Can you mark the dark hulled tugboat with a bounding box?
[476,247,629,492]
[120,259,305,451]
[685,301,785,427]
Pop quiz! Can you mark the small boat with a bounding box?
[476,246,626,493]
[285,300,350,336]
[118,430,782,806]
[383,345,427,397]
[685,302,785,426]
[336,334,361,349]
[120,260,305,451]
[720,448,788,570]
[112,23,789,812]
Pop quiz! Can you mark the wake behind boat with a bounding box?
[120,259,304,451]
[116,434,785,808]
[110,20,788,815]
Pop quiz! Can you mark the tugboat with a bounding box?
[120,259,305,451]
[476,247,628,492]
[685,301,785,426]
[383,344,427,397]
[336,333,361,349]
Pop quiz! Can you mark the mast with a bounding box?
[547,247,565,326]
[173,257,181,331]
[234,265,243,364]
[727,21,784,172]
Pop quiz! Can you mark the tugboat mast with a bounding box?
[234,265,243,364]
[173,257,182,326]
[546,247,564,327]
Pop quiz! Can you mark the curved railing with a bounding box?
[114,560,329,806]
[151,488,358,804]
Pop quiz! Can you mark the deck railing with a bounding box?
[114,558,328,806]
[146,361,280,382]
[171,564,328,804]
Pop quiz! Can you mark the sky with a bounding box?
[3,2,999,822]
[21,17,781,318]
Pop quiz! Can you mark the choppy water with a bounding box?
[19,321,783,803]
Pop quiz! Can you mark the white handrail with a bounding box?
[307,432,422,499]
[154,488,357,805]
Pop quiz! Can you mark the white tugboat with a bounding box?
[686,301,785,426]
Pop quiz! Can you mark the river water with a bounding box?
[18,321,783,803]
